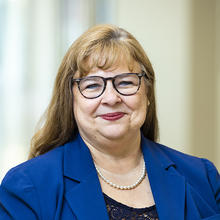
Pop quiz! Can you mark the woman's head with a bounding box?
[29,24,158,158]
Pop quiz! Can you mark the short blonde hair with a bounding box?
[29,24,158,159]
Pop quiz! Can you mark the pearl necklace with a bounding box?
[94,159,146,190]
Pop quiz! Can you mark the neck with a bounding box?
[82,131,142,174]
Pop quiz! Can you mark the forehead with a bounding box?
[77,58,141,79]
[76,43,141,78]
[86,60,141,77]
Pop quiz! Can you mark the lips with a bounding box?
[100,112,125,121]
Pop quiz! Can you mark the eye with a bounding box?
[115,74,139,88]
[118,80,134,86]
[85,83,102,90]
[80,79,103,91]
[117,79,138,88]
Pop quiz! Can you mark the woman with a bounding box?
[0,24,219,220]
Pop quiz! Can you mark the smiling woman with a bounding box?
[72,63,148,147]
[0,24,219,220]
[28,24,158,159]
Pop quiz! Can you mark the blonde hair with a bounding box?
[29,24,158,159]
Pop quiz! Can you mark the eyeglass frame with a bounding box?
[71,72,148,99]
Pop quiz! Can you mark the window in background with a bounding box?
[0,0,117,181]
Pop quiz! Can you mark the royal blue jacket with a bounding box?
[0,134,219,220]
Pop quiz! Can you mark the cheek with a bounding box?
[73,94,100,120]
[126,92,148,111]
[125,92,148,123]
[73,88,87,121]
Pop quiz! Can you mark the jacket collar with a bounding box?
[63,133,95,181]
[63,134,109,220]
[141,135,176,170]
[141,136,186,220]
[63,133,177,181]
[63,133,186,220]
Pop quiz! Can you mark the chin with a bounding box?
[98,127,130,140]
[102,133,124,140]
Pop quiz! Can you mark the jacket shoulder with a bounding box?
[5,146,64,179]
[151,140,205,167]
[0,145,67,219]
[158,143,219,176]
[143,137,218,183]
[151,141,219,196]
[1,144,66,194]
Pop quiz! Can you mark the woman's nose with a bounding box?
[100,81,122,105]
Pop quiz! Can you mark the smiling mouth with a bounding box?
[100,112,125,121]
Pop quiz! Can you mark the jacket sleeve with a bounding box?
[202,158,220,211]
[0,167,41,220]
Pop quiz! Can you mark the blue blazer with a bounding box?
[0,134,219,220]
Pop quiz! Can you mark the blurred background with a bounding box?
[0,0,220,181]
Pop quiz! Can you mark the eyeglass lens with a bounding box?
[78,73,141,98]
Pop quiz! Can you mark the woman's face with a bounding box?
[72,61,148,143]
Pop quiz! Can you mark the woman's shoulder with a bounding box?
[156,141,216,171]
[0,143,72,219]
[143,137,220,207]
[1,144,66,189]
[143,136,219,179]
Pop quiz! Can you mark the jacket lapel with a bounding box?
[63,134,109,220]
[63,134,188,220]
[142,137,186,220]
[64,169,109,220]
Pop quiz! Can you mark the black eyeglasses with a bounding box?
[71,72,147,99]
